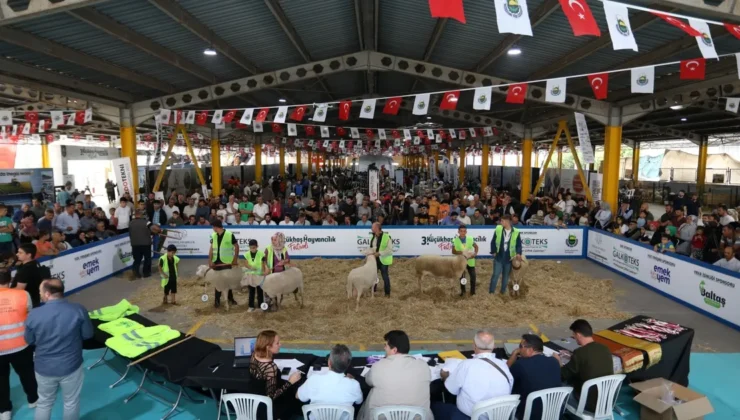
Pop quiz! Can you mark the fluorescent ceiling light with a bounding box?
[670,105,684,110]
[279,98,287,103]
[203,48,217,56]
[507,46,522,56]
[681,118,687,122]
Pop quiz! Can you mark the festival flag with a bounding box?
[473,87,492,111]
[365,129,374,139]
[587,73,609,99]
[222,110,236,124]
[25,111,38,123]
[494,0,533,36]
[273,106,289,123]
[184,110,195,124]
[239,109,254,125]
[736,53,740,79]
[383,97,402,115]
[427,129,434,139]
[350,127,360,138]
[440,91,460,110]
[726,98,740,114]
[391,130,400,139]
[253,121,264,132]
[413,93,430,115]
[359,99,377,119]
[313,104,328,122]
[271,123,282,133]
[338,100,352,120]
[255,108,270,123]
[289,105,307,121]
[378,129,387,140]
[84,108,93,123]
[468,128,476,138]
[603,0,638,51]
[459,130,466,140]
[725,22,740,40]
[505,83,528,104]
[689,19,718,60]
[428,0,466,24]
[0,111,11,126]
[403,129,412,140]
[195,111,208,126]
[448,129,457,139]
[172,110,182,124]
[215,122,226,129]
[285,123,296,136]
[320,126,330,138]
[305,125,316,136]
[339,140,346,150]
[631,66,655,94]
[436,134,443,143]
[558,0,601,37]
[50,111,63,128]
[65,113,76,126]
[159,109,171,124]
[21,123,30,135]
[38,120,45,133]
[211,110,224,124]
[413,136,421,145]
[653,13,701,37]
[545,78,567,103]
[484,127,494,136]
[680,59,705,80]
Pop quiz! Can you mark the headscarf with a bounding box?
[271,232,286,251]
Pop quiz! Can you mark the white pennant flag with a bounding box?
[340,140,346,149]
[215,122,225,129]
[494,0,532,36]
[274,106,289,123]
[31,134,40,142]
[468,128,477,138]
[240,109,255,125]
[253,121,263,132]
[59,134,67,141]
[448,129,457,139]
[323,140,330,148]
[378,129,387,140]
[413,93,430,115]
[65,114,76,126]
[39,120,46,133]
[313,104,328,122]
[689,19,718,60]
[0,111,12,126]
[403,129,412,140]
[631,66,655,93]
[85,135,94,142]
[484,127,494,136]
[211,110,223,124]
[287,123,297,136]
[159,109,172,124]
[726,98,740,114]
[320,126,330,138]
[350,127,360,138]
[413,136,421,145]
[359,99,376,119]
[21,123,30,135]
[603,0,638,52]
[12,125,18,136]
[574,112,596,164]
[184,111,195,124]
[394,139,401,147]
[308,139,315,147]
[473,87,493,110]
[435,134,443,143]
[50,111,63,128]
[84,108,93,123]
[426,129,434,139]
[737,53,740,79]
[545,78,567,103]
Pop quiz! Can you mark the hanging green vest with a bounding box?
[98,317,145,336]
[494,225,520,259]
[211,231,235,264]
[244,250,265,275]
[105,325,181,358]
[89,299,140,321]
[453,235,476,267]
[370,232,393,266]
[159,255,179,288]
[265,245,287,269]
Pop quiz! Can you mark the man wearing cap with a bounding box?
[490,215,523,294]
[209,220,239,308]
[158,245,179,305]
[370,222,393,297]
[453,225,479,296]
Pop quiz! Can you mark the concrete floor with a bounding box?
[68,257,740,353]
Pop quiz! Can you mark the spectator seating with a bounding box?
[522,386,573,420]
[302,404,354,420]
[565,374,625,420]
[221,393,272,420]
[470,395,521,420]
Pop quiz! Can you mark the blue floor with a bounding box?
[7,349,740,419]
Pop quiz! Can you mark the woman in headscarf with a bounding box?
[595,202,613,230]
[264,232,290,274]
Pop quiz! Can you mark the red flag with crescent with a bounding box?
[222,110,237,123]
[428,0,466,24]
[587,73,608,100]
[289,106,307,121]
[652,13,701,37]
[680,59,705,80]
[195,111,208,126]
[365,129,374,139]
[725,23,740,40]
[382,97,402,115]
[74,111,85,125]
[505,83,528,104]
[271,123,282,133]
[391,130,400,139]
[440,91,460,110]
[254,108,270,123]
[558,0,600,37]
[336,127,347,137]
[305,125,315,136]
[25,112,38,123]
[338,101,352,120]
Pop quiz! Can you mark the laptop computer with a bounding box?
[233,336,257,368]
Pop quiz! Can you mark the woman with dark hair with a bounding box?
[250,330,303,418]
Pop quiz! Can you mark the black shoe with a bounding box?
[214,300,221,308]
[228,299,238,305]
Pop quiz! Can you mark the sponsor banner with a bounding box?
[368,169,379,202]
[587,230,739,328]
[111,157,135,197]
[159,227,584,258]
[0,168,55,206]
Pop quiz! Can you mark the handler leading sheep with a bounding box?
[208,220,239,308]
[489,214,523,295]
[452,225,479,296]
[369,222,393,297]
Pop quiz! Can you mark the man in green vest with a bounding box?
[208,220,240,308]
[489,215,523,294]
[453,225,479,296]
[369,222,393,297]
[158,244,179,305]
[242,239,266,312]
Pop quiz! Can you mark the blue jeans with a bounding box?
[377,263,391,295]
[431,402,470,420]
[490,259,512,294]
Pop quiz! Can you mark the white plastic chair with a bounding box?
[565,374,626,420]
[471,394,520,420]
[222,393,273,420]
[522,386,573,420]
[371,405,425,420]
[303,404,354,420]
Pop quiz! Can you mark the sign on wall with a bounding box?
[111,157,135,197]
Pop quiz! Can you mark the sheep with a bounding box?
[414,249,476,293]
[195,265,244,311]
[241,267,304,311]
[346,248,378,310]
[507,255,530,298]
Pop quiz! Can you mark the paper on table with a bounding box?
[542,346,557,357]
[440,358,463,375]
[438,350,466,360]
[275,359,305,381]
[306,367,330,379]
[412,354,431,362]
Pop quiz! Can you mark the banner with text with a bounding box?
[111,157,135,197]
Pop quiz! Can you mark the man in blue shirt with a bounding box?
[25,279,93,420]
[489,215,522,294]
[507,334,562,420]
[54,203,80,244]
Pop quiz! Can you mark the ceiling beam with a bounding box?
[0,27,176,93]
[409,18,448,93]
[0,0,110,26]
[626,0,740,23]
[473,0,560,73]
[355,0,379,95]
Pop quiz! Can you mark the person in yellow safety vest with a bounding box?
[208,220,240,308]
[489,215,523,294]
[369,222,393,297]
[452,225,479,297]
[242,239,266,312]
[0,271,38,418]
[158,244,179,305]
[264,232,290,274]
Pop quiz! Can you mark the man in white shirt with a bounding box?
[718,205,735,226]
[225,195,238,225]
[259,214,277,226]
[182,197,197,219]
[434,330,513,419]
[163,198,178,220]
[114,198,132,232]
[297,344,363,418]
[714,246,740,272]
[458,209,472,226]
[279,215,294,226]
[544,210,561,227]
[252,196,269,223]
[564,193,576,215]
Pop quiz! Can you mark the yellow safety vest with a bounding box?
[244,250,264,275]
[211,231,235,264]
[105,325,181,358]
[453,235,475,267]
[370,232,393,266]
[159,255,179,288]
[494,225,520,259]
[89,299,140,321]
[98,317,145,336]
[265,245,287,269]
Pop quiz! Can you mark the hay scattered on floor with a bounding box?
[129,258,628,343]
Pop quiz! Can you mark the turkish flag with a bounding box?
[235,122,247,129]
[255,108,270,122]
[174,110,183,124]
[440,91,460,110]
[338,101,352,120]
[428,0,466,24]
[99,135,107,142]
[25,112,38,123]
[46,134,54,142]
[505,83,528,104]
[195,111,208,126]
[725,22,740,40]
[587,73,609,99]
[348,141,354,149]
[222,109,237,123]
[680,58,705,80]
[558,0,600,37]
[365,129,375,139]
[42,120,51,132]
[336,127,347,137]
[289,106,307,121]
[382,97,402,115]
[392,130,400,139]
[272,123,282,133]
[74,110,85,125]
[305,125,315,136]
[652,13,701,37]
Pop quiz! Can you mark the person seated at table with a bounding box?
[507,334,561,420]
[553,319,613,413]
[249,330,303,419]
[358,330,432,420]
[297,344,363,417]
[433,329,512,420]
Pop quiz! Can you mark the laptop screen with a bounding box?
[234,337,257,357]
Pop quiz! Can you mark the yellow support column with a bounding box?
[296,150,302,180]
[458,147,465,184]
[603,125,622,212]
[534,150,539,168]
[254,142,262,184]
[279,146,286,178]
[119,108,139,202]
[210,129,221,196]
[447,148,452,162]
[632,143,640,181]
[502,151,506,167]
[521,136,533,202]
[481,143,490,190]
[697,137,708,196]
[307,150,313,178]
[433,150,439,176]
[41,137,50,168]
[557,147,563,176]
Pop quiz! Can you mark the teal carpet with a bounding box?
[7,349,739,419]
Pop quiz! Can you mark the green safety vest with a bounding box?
[211,231,235,264]
[105,325,181,358]
[370,232,393,266]
[453,235,476,267]
[244,250,265,275]
[88,299,140,322]
[494,225,519,259]
[265,245,287,269]
[98,317,144,336]
[159,255,179,288]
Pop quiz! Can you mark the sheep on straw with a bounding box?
[195,265,243,311]
[241,267,304,311]
[507,255,530,298]
[414,249,476,293]
[347,247,378,310]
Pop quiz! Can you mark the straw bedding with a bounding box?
[129,258,627,343]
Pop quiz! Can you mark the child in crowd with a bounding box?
[216,203,228,223]
[654,234,676,254]
[159,244,179,305]
[691,226,706,260]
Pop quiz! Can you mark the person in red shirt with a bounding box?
[691,226,706,260]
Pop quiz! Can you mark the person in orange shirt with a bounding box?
[33,230,57,257]
[428,196,440,219]
[0,270,38,418]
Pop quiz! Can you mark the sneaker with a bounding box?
[1,411,11,420]
[29,400,37,409]
[247,308,255,313]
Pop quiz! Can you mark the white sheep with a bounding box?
[241,267,304,311]
[508,255,530,298]
[346,248,378,310]
[195,265,244,311]
[414,250,476,293]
